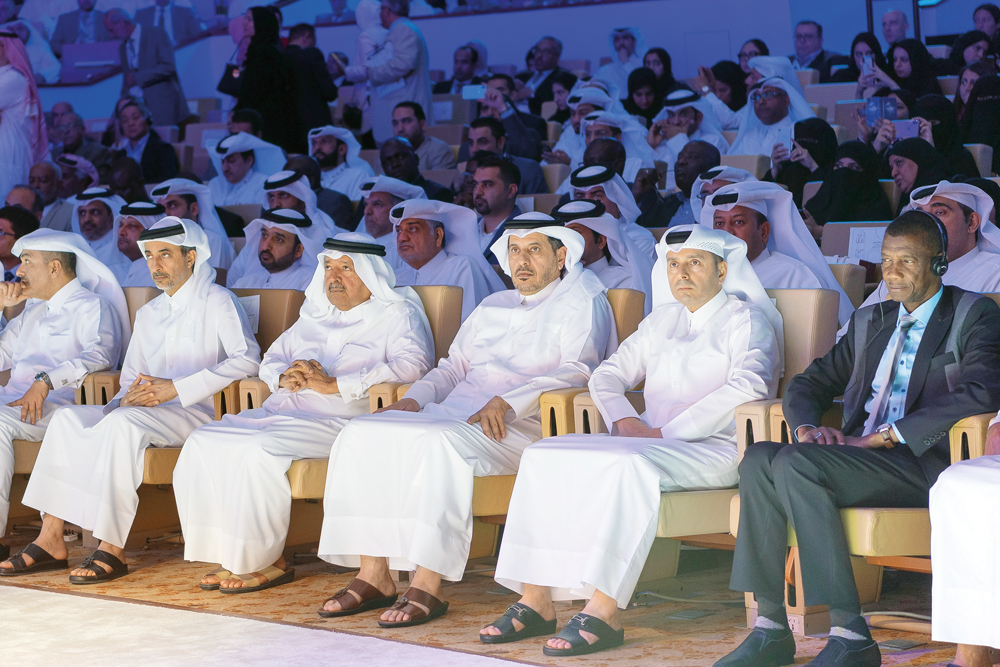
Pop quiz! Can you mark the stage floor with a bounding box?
[0,530,956,666]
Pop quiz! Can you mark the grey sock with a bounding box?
[756,596,790,631]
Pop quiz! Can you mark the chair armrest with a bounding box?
[213,380,242,421]
[539,387,589,437]
[85,371,121,406]
[74,374,99,406]
[368,382,408,413]
[572,391,644,435]
[735,399,782,461]
[239,378,271,410]
[950,413,995,463]
[769,402,843,444]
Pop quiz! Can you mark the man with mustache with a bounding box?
[309,126,373,202]
[207,133,285,207]
[3,219,260,584]
[315,213,616,629]
[227,209,326,290]
[69,187,130,282]
[471,154,521,264]
[174,233,433,594]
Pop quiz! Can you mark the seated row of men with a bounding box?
[0,171,999,664]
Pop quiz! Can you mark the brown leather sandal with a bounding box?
[377,587,449,628]
[318,578,398,618]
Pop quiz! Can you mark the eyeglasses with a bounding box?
[749,90,787,102]
[738,51,759,61]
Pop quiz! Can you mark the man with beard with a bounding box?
[658,141,722,228]
[358,176,426,267]
[379,139,453,203]
[309,127,373,201]
[117,201,166,287]
[227,209,325,290]
[471,154,521,263]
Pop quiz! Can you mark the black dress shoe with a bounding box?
[714,628,796,667]
[805,636,881,666]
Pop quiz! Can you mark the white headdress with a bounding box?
[264,170,343,236]
[69,187,130,281]
[228,208,329,286]
[300,232,432,347]
[700,181,854,326]
[388,199,506,292]
[747,55,806,96]
[690,166,758,224]
[553,199,654,313]
[909,181,1000,253]
[728,76,815,156]
[360,175,427,201]
[567,87,613,112]
[653,88,723,134]
[569,164,643,224]
[580,112,656,169]
[654,224,784,372]
[136,217,216,296]
[13,229,131,364]
[114,201,166,231]
[307,126,376,176]
[207,132,286,179]
[150,179,236,269]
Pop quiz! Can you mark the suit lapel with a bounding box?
[862,300,899,390]
[905,287,953,411]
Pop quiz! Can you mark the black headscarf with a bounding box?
[806,141,894,224]
[943,30,994,75]
[622,67,662,125]
[643,48,677,95]
[888,39,943,97]
[884,138,952,213]
[962,74,1000,172]
[236,7,302,153]
[911,94,981,177]
[831,33,887,83]
[774,118,838,208]
[872,86,918,118]
[711,60,747,111]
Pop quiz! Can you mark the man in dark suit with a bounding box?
[135,0,202,46]
[110,99,179,183]
[652,140,720,228]
[106,8,192,128]
[49,0,110,58]
[787,20,840,83]
[284,23,338,134]
[433,45,482,95]
[379,138,453,203]
[465,117,547,195]
[516,36,575,116]
[718,211,1000,667]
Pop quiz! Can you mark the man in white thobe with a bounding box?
[544,88,612,172]
[5,218,260,583]
[174,233,434,594]
[593,28,645,99]
[315,218,616,627]
[485,225,781,656]
[264,171,343,238]
[552,200,653,314]
[930,416,1000,667]
[703,181,854,326]
[851,181,1000,316]
[579,112,656,185]
[359,175,426,269]
[390,199,504,321]
[689,166,758,225]
[70,187,131,283]
[207,132,285,207]
[0,230,128,564]
[727,77,815,157]
[309,126,374,201]
[151,179,237,272]
[227,209,324,290]
[117,201,165,287]
[570,165,657,258]
[648,90,730,192]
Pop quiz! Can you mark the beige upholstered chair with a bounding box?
[828,263,866,309]
[720,155,771,180]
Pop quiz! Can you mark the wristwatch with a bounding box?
[875,423,896,448]
[701,85,712,95]
[34,371,53,390]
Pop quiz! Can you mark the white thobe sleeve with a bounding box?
[659,309,777,441]
[499,296,614,419]
[0,312,25,372]
[403,314,477,408]
[258,326,299,393]
[703,92,740,131]
[589,316,651,424]
[44,298,120,390]
[336,304,433,401]
[172,295,261,407]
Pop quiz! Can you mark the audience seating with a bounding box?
[833,100,864,140]
[796,69,820,89]
[186,97,222,124]
[424,124,467,146]
[801,180,822,206]
[558,58,590,73]
[721,130,736,146]
[429,69,446,83]
[191,147,211,177]
[171,143,194,173]
[231,237,246,254]
[154,126,180,143]
[938,76,959,96]
[927,44,952,59]
[490,64,517,77]
[182,122,228,149]
[546,120,562,143]
[804,83,858,123]
[965,143,995,178]
[430,94,478,125]
[720,154,770,179]
[220,205,262,229]
[531,193,563,215]
[828,263,866,309]
[880,179,901,211]
[808,104,827,121]
[540,101,558,121]
[359,149,380,170]
[541,163,571,193]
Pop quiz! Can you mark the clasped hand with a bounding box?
[121,374,177,407]
[279,360,339,395]
[795,425,882,449]
[614,416,662,439]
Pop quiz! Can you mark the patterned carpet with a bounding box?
[0,529,957,666]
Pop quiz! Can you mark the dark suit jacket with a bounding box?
[316,187,354,230]
[135,5,202,45]
[50,9,110,58]
[113,128,179,183]
[216,206,246,238]
[413,175,454,203]
[787,50,841,83]
[784,286,1000,484]
[517,67,574,116]
[119,25,191,127]
[432,75,482,94]
[284,44,338,134]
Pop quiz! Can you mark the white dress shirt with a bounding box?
[394,250,495,322]
[209,170,270,207]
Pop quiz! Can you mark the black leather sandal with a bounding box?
[541,613,625,657]
[69,549,129,585]
[0,542,69,577]
[480,602,557,644]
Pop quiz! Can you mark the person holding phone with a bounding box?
[831,33,887,97]
[769,118,837,208]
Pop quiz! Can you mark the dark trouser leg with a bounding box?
[730,441,793,605]
[770,443,929,612]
